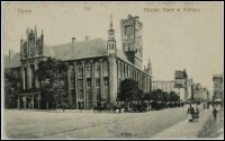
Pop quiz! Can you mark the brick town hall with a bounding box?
[5,15,152,109]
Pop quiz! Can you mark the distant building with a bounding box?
[152,80,178,94]
[174,69,192,103]
[192,83,209,102]
[152,77,193,103]
[213,74,223,104]
[4,14,152,109]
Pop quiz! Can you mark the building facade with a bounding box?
[152,80,178,94]
[192,83,209,102]
[4,15,152,109]
[213,74,223,104]
[174,69,193,103]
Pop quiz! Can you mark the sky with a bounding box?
[2,2,224,94]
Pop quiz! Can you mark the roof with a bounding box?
[50,38,135,67]
[4,53,20,69]
[4,38,140,70]
[43,44,54,57]
[213,74,223,79]
[175,71,187,79]
[55,38,108,61]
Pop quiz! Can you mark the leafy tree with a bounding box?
[144,92,152,101]
[36,57,67,110]
[152,89,164,101]
[170,91,180,102]
[4,69,22,108]
[162,91,170,102]
[118,78,139,107]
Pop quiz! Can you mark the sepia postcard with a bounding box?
[1,1,224,140]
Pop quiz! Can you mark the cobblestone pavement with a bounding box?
[3,105,211,139]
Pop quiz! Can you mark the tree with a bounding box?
[118,78,139,107]
[144,92,151,101]
[36,57,67,110]
[152,89,164,102]
[4,69,22,108]
[170,91,180,107]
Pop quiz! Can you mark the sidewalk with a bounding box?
[198,106,224,139]
[151,109,212,139]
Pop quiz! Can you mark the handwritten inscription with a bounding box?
[18,9,32,14]
[144,7,200,13]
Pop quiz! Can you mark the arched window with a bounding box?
[111,44,114,50]
[23,42,27,58]
[126,66,129,78]
[69,65,75,88]
[78,62,83,79]
[95,61,100,78]
[24,68,28,89]
[85,62,91,78]
[69,65,75,107]
[120,63,123,79]
[30,65,35,88]
[103,60,109,77]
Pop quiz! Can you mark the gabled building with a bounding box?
[4,14,152,109]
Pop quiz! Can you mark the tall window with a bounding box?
[30,65,35,88]
[78,80,83,88]
[104,78,109,86]
[103,60,109,77]
[69,65,75,108]
[96,78,100,105]
[78,63,83,79]
[96,79,100,88]
[87,78,92,109]
[24,68,28,89]
[95,61,100,78]
[126,66,128,78]
[23,43,27,58]
[78,79,83,99]
[85,62,91,78]
[70,65,75,88]
[118,62,121,79]
[87,79,91,88]
[120,63,123,79]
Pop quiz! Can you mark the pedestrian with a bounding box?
[203,103,206,109]
[195,105,199,121]
[187,104,194,122]
[213,107,218,121]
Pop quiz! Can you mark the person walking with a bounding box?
[213,107,218,121]
[187,104,194,122]
[195,105,199,121]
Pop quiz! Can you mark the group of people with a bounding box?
[187,104,199,122]
[187,103,219,122]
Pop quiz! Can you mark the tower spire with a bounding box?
[110,13,113,29]
[148,58,151,69]
[107,13,116,55]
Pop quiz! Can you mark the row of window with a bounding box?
[76,78,108,89]
[118,61,143,82]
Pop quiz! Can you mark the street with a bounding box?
[3,105,215,139]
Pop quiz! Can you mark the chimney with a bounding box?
[72,37,76,44]
[128,14,133,19]
[85,36,89,41]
